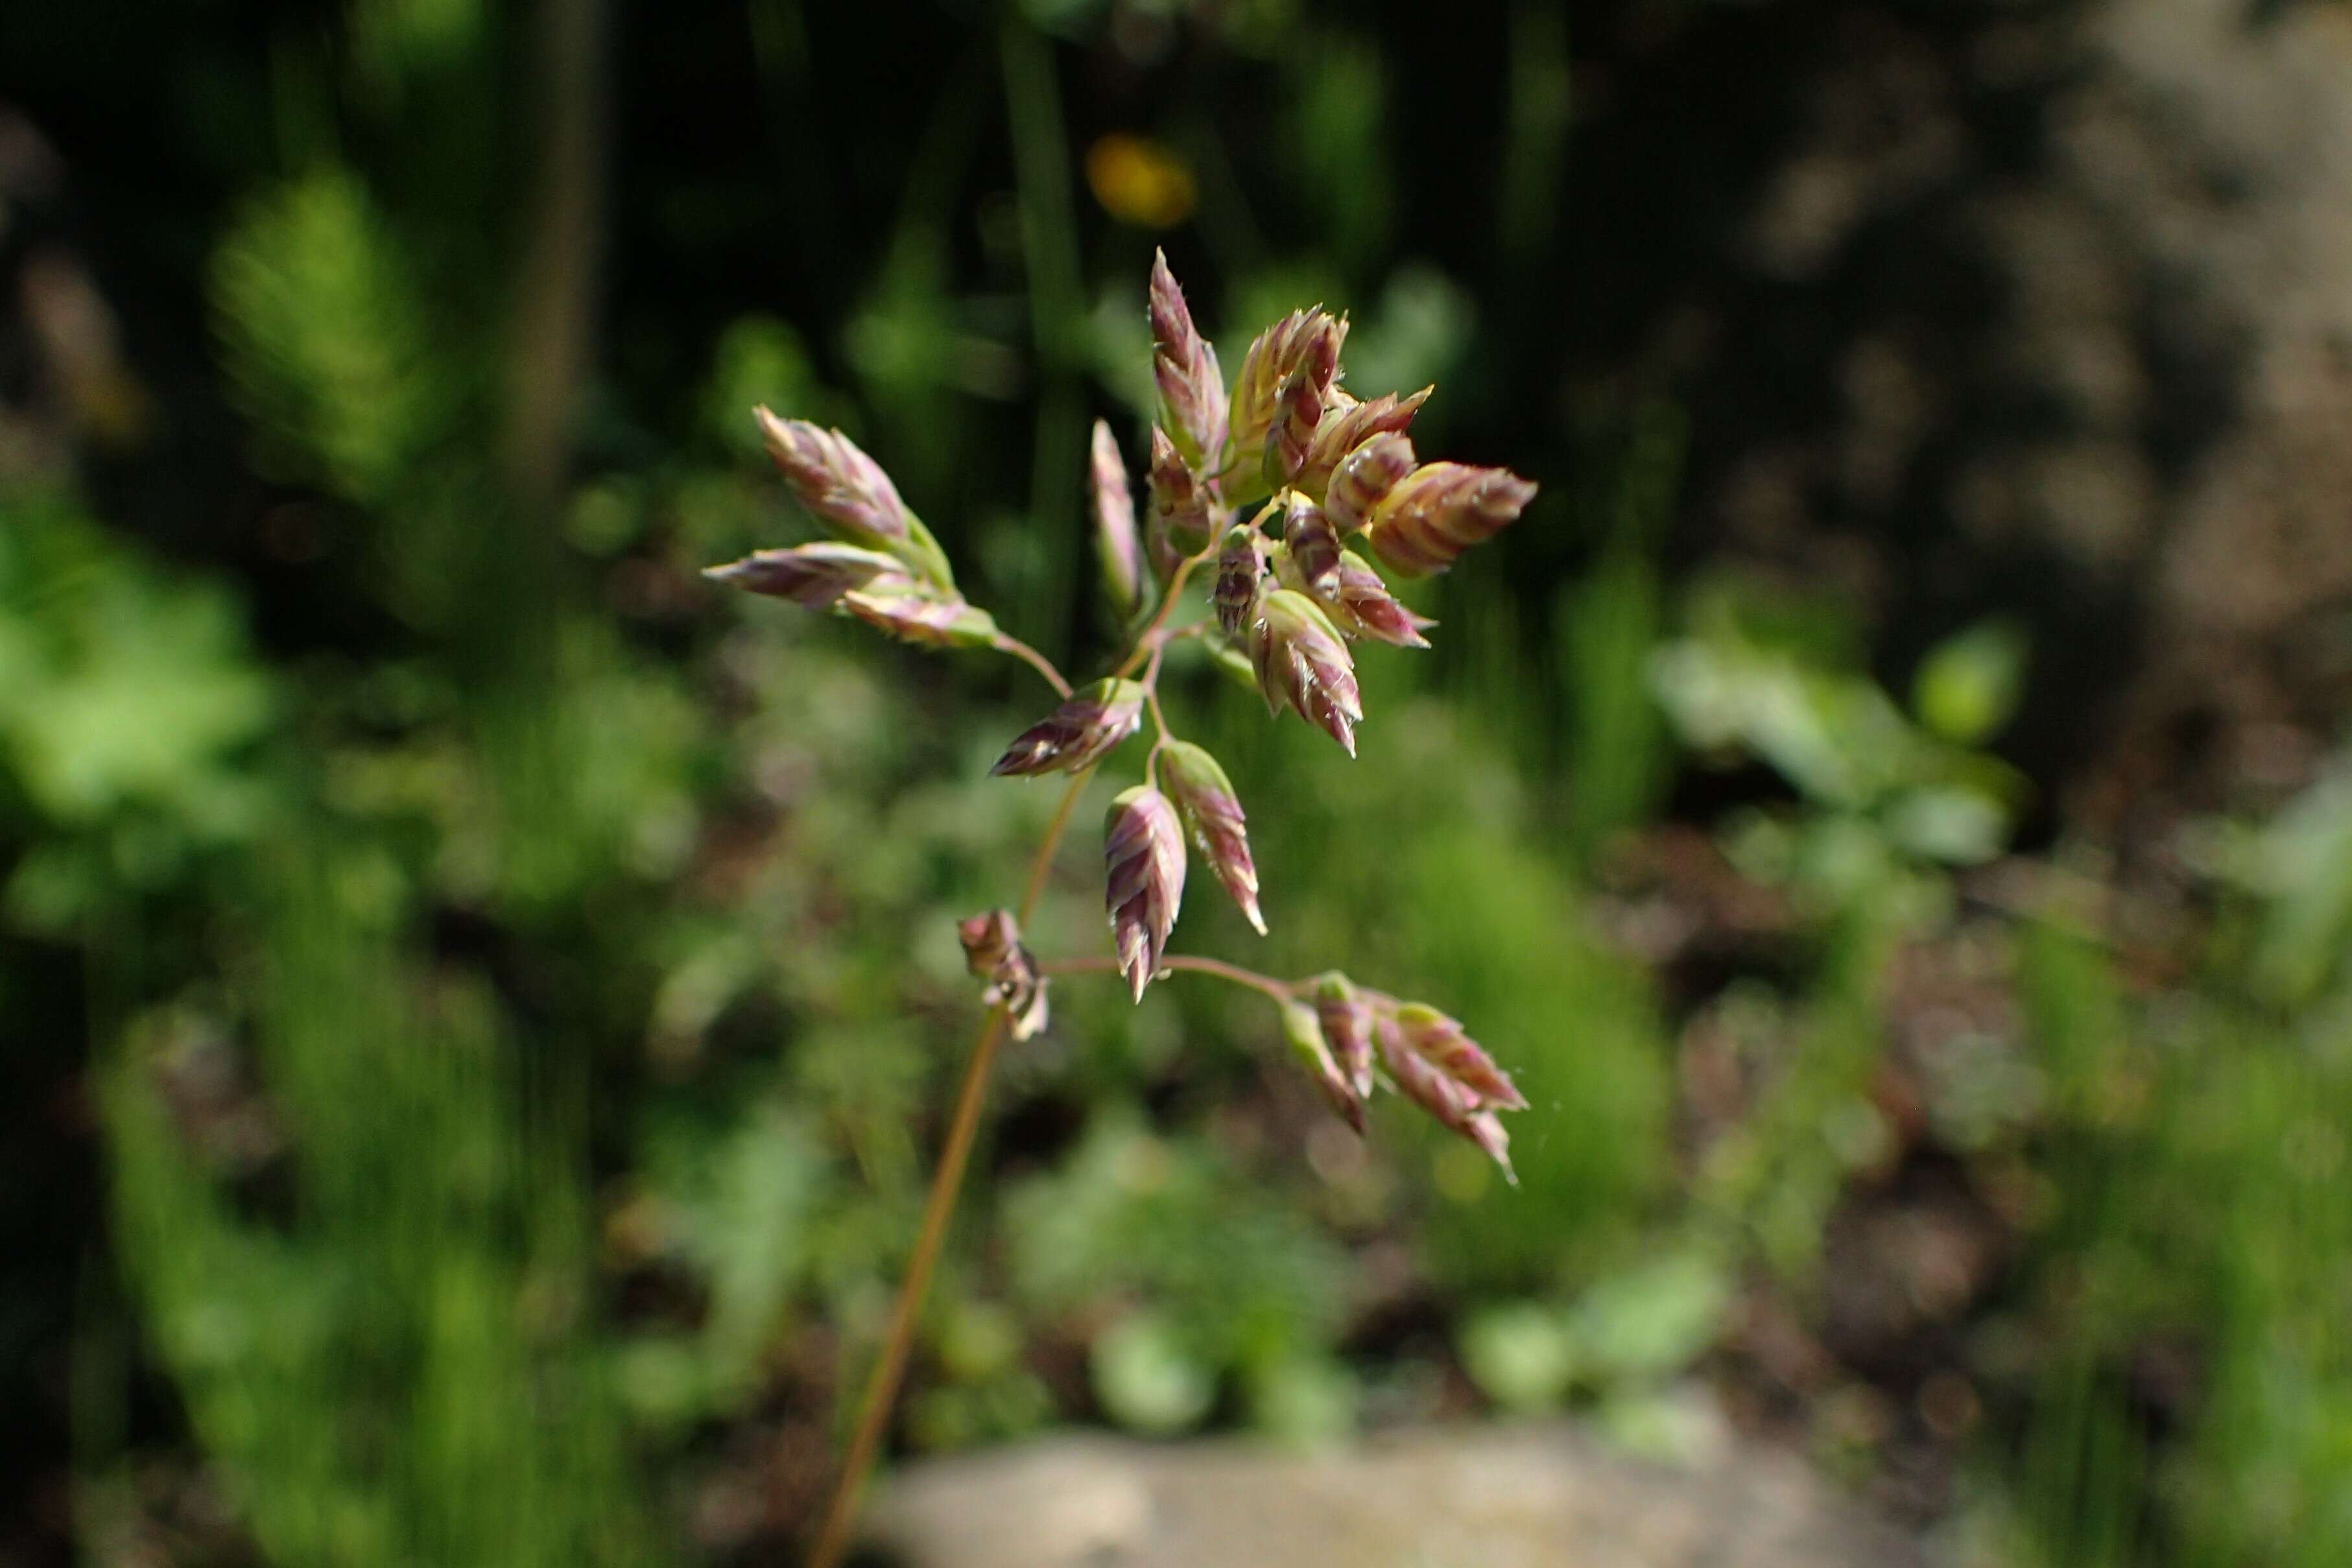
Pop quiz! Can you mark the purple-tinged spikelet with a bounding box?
[1390,1003,1527,1110]
[1271,542,1429,648]
[754,408,909,543]
[1298,388,1429,496]
[1271,368,1326,486]
[1158,740,1264,934]
[839,589,999,648]
[1146,426,1214,578]
[1280,493,1343,598]
[1280,1000,1366,1134]
[1323,431,1418,534]
[702,542,909,607]
[1089,420,1146,618]
[1148,251,1228,473]
[1223,309,1345,501]
[990,678,1145,777]
[957,909,1049,1039]
[753,407,956,587]
[1329,551,1434,648]
[1362,461,1538,578]
[1104,786,1187,1001]
[1214,525,1265,639]
[1313,973,1377,1099]
[957,909,1018,977]
[1377,1017,1516,1181]
[1464,1111,1513,1174]
[1250,589,1362,755]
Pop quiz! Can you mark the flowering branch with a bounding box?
[708,249,1540,1567]
[990,631,1073,698]
[1039,950,1294,1002]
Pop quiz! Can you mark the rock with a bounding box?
[860,1420,1925,1568]
[1577,0,2352,810]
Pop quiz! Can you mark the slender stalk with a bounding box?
[804,765,1095,1568]
[1039,951,1298,1004]
[1140,642,1172,787]
[1019,768,1095,925]
[992,632,1073,698]
[1141,646,1172,735]
[802,1004,1008,1568]
[1115,494,1274,680]
[1115,550,1209,680]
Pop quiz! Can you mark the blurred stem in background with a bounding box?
[746,0,843,311]
[505,0,610,519]
[1000,16,1089,665]
[1499,3,1571,270]
[1560,400,1681,869]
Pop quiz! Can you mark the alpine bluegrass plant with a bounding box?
[708,254,1537,1563]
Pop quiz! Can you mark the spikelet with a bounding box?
[1390,1002,1527,1110]
[1323,431,1418,534]
[1280,1000,1366,1134]
[957,909,1018,976]
[702,542,909,607]
[1326,551,1435,648]
[957,909,1049,1040]
[1297,388,1429,497]
[1313,973,1377,1099]
[1104,786,1187,1001]
[1146,425,1215,578]
[1377,1016,1515,1180]
[1089,420,1146,618]
[1280,493,1343,598]
[1214,525,1265,639]
[1250,589,1362,755]
[1148,251,1228,473]
[990,679,1145,777]
[1157,740,1264,934]
[1362,460,1538,578]
[1222,309,1345,503]
[753,407,956,588]
[838,588,999,648]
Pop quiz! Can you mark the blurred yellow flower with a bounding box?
[1085,134,1198,229]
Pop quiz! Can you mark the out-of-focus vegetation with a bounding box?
[7,2,2352,1566]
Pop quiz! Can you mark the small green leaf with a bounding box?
[1912,620,2026,746]
[1246,1354,1357,1447]
[1568,1250,1729,1381]
[1884,785,2009,866]
[1460,1302,1576,1414]
[1091,1311,1215,1436]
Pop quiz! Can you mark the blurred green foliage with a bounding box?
[212,172,445,510]
[0,492,274,936]
[104,859,663,1568]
